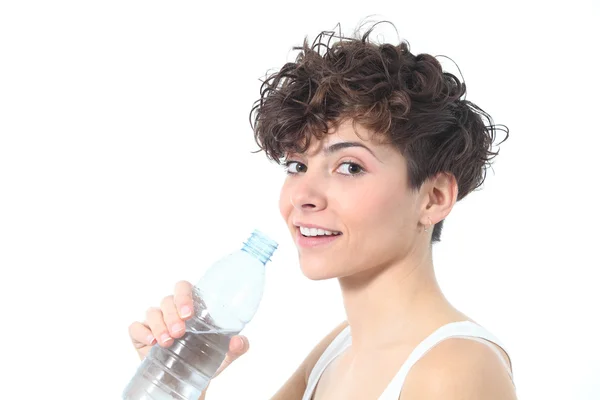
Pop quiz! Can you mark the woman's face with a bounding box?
[279,120,426,281]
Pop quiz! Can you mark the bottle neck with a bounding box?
[241,230,278,265]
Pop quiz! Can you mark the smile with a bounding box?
[298,226,342,237]
[294,225,342,248]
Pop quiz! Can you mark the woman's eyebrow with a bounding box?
[323,141,382,162]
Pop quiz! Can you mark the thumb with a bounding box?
[214,335,249,378]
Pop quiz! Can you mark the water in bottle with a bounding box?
[123,230,278,400]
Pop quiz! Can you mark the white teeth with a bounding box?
[299,226,341,237]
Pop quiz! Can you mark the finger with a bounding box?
[160,295,187,339]
[214,336,249,378]
[145,307,173,347]
[229,335,249,355]
[173,280,194,320]
[128,321,157,349]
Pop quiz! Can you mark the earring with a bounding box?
[424,217,433,232]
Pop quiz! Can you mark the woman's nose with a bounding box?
[289,175,327,212]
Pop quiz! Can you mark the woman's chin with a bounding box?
[299,262,339,281]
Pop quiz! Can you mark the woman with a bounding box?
[128,25,517,399]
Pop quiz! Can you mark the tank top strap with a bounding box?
[378,321,513,399]
[302,326,352,400]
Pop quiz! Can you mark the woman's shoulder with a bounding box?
[398,320,516,400]
[270,321,348,400]
[301,320,350,381]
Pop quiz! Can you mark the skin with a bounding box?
[129,119,517,399]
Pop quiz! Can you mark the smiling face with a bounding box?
[279,120,427,281]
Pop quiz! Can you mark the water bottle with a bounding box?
[123,230,278,400]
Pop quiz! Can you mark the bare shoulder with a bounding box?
[270,321,348,400]
[301,320,349,381]
[399,337,517,400]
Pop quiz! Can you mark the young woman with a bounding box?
[128,26,516,399]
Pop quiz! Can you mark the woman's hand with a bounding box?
[127,280,250,397]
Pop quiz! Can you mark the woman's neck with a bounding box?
[338,249,464,353]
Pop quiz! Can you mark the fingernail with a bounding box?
[160,333,172,344]
[147,334,156,345]
[233,337,243,352]
[180,306,192,318]
[172,323,185,333]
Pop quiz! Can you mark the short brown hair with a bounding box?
[250,24,508,242]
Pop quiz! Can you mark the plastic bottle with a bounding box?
[123,230,278,400]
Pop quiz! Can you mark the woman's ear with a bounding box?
[420,172,458,226]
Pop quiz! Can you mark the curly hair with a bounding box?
[250,25,508,243]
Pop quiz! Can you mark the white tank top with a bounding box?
[302,321,514,400]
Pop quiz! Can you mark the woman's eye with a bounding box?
[284,161,307,174]
[337,162,364,176]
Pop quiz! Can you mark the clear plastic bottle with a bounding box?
[123,230,278,400]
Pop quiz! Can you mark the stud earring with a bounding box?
[424,217,433,232]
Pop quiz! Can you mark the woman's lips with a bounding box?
[295,227,342,248]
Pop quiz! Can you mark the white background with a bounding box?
[1,1,598,399]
